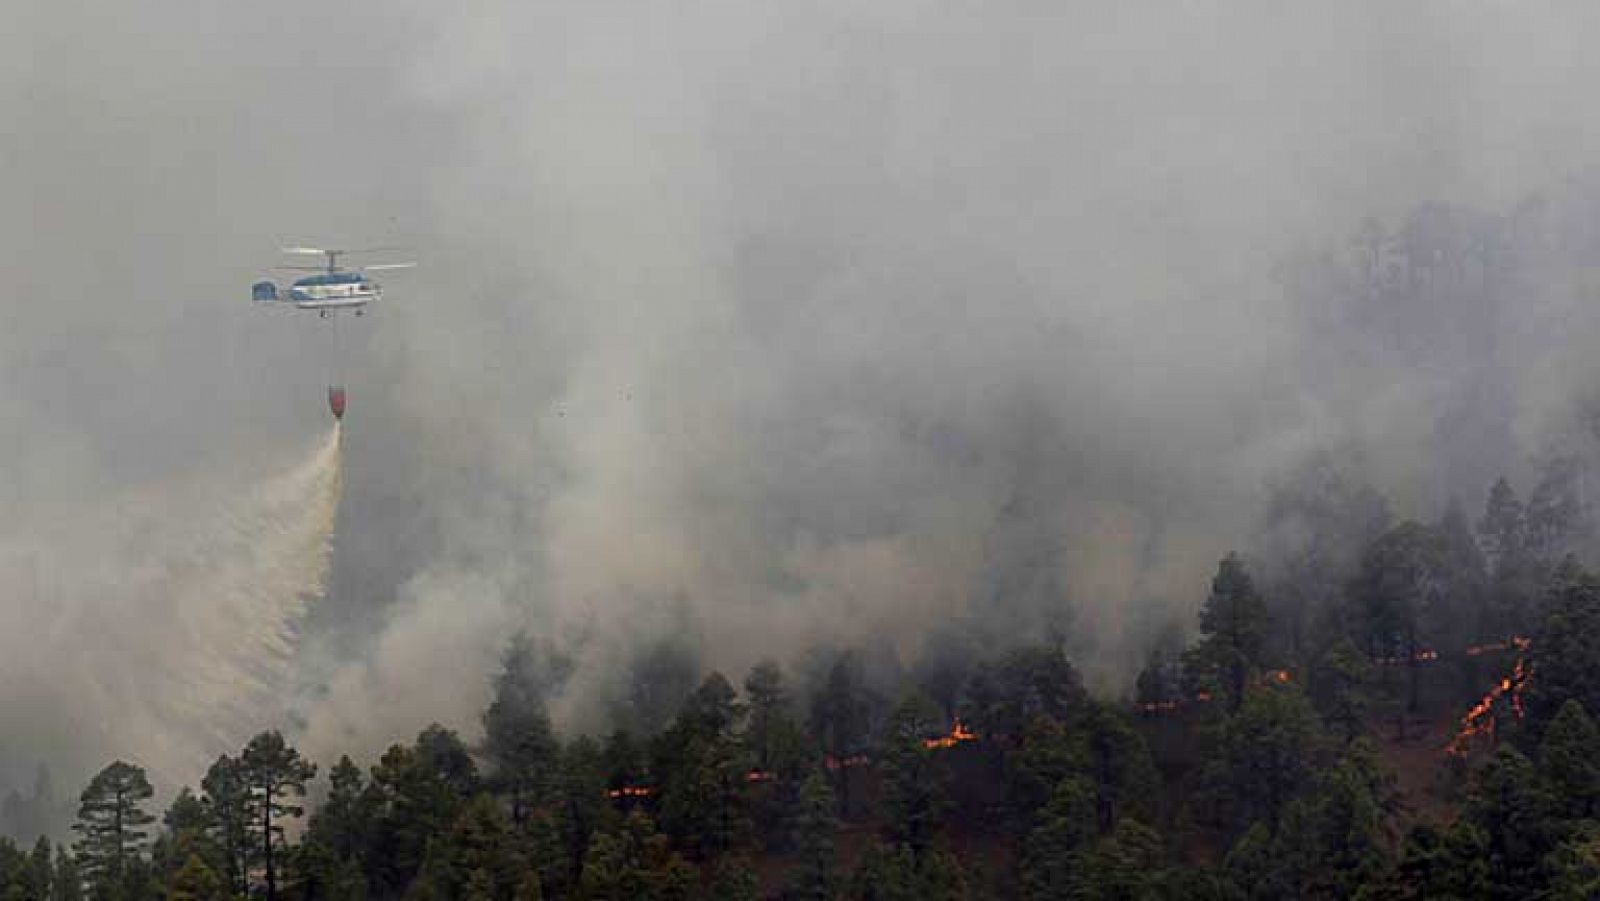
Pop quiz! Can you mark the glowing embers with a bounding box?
[605,785,657,800]
[1374,648,1440,666]
[825,754,870,771]
[1464,636,1531,657]
[923,719,978,751]
[1136,700,1181,714]
[1447,656,1531,757]
[744,770,778,783]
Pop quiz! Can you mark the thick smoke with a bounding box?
[11,0,1600,817]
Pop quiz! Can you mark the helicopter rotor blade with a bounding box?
[280,246,329,255]
[359,262,417,271]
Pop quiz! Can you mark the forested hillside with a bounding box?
[7,458,1600,899]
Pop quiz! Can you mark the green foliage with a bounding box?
[1019,776,1097,899]
[1464,746,1554,899]
[299,753,374,894]
[53,846,82,901]
[576,810,694,901]
[1541,699,1600,820]
[410,794,537,900]
[1546,827,1600,901]
[1229,737,1397,899]
[961,645,1087,740]
[847,842,968,901]
[1527,570,1600,739]
[1207,683,1322,833]
[1071,817,1167,900]
[200,754,252,897]
[365,725,481,895]
[1379,819,1490,900]
[1309,637,1375,743]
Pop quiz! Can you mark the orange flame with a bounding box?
[744,770,778,783]
[605,785,657,800]
[1447,654,1531,756]
[923,719,978,750]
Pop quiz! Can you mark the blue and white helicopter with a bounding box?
[251,246,414,317]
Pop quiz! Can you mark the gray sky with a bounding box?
[8,0,1600,820]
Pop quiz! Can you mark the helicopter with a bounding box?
[251,245,413,420]
[251,246,414,317]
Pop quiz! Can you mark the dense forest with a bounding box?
[6,452,1600,900]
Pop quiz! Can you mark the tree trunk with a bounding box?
[264,790,275,901]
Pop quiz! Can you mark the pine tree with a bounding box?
[1479,477,1526,574]
[72,761,156,890]
[25,837,52,900]
[1071,818,1165,900]
[576,810,694,901]
[1385,819,1490,899]
[154,787,225,894]
[412,794,533,900]
[1019,776,1096,900]
[1348,521,1448,737]
[1310,636,1375,743]
[878,693,947,856]
[1211,683,1321,833]
[1527,457,1588,561]
[789,770,837,901]
[240,730,317,901]
[1197,553,1270,711]
[656,672,752,859]
[482,634,563,825]
[1079,701,1158,832]
[300,755,374,898]
[1527,570,1600,738]
[201,754,252,897]
[367,726,480,893]
[809,651,873,814]
[1465,746,1554,898]
[51,845,82,901]
[744,660,802,774]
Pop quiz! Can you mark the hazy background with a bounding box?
[8,0,1600,835]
